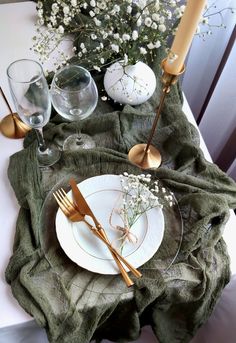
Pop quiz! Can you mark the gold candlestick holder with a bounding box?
[0,87,31,139]
[128,59,185,169]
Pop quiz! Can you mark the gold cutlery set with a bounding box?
[53,178,142,287]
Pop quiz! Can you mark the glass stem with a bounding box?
[36,128,47,152]
[76,127,84,146]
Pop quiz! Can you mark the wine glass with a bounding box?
[50,65,98,150]
[7,59,61,167]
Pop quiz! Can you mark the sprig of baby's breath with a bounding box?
[109,172,174,252]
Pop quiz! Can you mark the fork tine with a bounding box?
[61,188,77,210]
[57,189,75,212]
[54,188,77,216]
[55,190,68,209]
[53,192,70,216]
[60,188,76,211]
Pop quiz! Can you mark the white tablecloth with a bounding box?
[0,2,236,342]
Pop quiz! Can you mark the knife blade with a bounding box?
[69,178,101,230]
[69,178,142,281]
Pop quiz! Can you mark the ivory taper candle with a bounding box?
[165,0,206,75]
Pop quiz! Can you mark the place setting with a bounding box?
[39,168,183,295]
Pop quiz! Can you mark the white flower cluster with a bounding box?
[113,172,174,249]
[32,0,80,65]
[33,0,187,70]
[120,172,174,212]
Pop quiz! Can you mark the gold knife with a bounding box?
[69,178,142,283]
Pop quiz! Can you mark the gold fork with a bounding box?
[53,188,142,284]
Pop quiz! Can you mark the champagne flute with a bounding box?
[7,59,61,167]
[51,65,98,151]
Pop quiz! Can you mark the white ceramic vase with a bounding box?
[103,61,156,106]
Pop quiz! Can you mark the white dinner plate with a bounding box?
[55,174,165,274]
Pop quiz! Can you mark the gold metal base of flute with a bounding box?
[128,143,162,169]
[0,88,31,139]
[0,113,31,139]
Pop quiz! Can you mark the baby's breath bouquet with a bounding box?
[34,0,187,70]
[109,172,174,251]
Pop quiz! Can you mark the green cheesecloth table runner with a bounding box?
[5,54,236,343]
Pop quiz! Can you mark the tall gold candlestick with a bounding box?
[128,60,185,169]
[128,0,206,169]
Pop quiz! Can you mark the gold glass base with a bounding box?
[128,143,161,169]
[0,113,31,139]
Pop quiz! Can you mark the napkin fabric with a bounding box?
[5,52,236,343]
